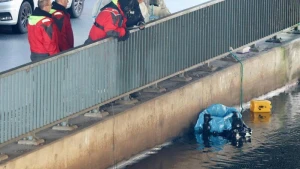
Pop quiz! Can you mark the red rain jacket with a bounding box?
[27,8,60,56]
[50,2,74,51]
[88,2,127,42]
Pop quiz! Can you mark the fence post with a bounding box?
[115,95,139,105]
[84,108,109,118]
[143,83,166,93]
[17,135,45,146]
[52,121,78,131]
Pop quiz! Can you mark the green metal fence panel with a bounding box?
[1,0,300,144]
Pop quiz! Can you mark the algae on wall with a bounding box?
[282,41,300,81]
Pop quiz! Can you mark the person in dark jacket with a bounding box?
[85,0,133,44]
[50,0,74,51]
[125,0,145,28]
[28,0,60,62]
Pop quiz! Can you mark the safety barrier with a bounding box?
[1,0,300,145]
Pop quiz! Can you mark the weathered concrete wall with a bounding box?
[1,40,300,169]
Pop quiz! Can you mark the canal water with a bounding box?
[119,84,300,169]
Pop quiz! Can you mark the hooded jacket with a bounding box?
[125,0,145,27]
[86,0,128,42]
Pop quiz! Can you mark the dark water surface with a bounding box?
[122,85,300,169]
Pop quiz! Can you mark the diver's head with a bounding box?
[118,0,136,14]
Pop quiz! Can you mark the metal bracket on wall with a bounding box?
[142,83,166,93]
[287,25,300,34]
[197,62,218,72]
[265,35,282,43]
[249,44,261,52]
[115,95,139,105]
[0,153,8,162]
[84,108,109,118]
[17,135,45,146]
[52,121,78,131]
[221,54,238,62]
[170,73,193,82]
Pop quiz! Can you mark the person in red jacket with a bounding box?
[50,0,74,51]
[27,0,60,62]
[85,0,134,44]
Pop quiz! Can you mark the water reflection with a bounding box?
[123,85,300,169]
[195,134,228,151]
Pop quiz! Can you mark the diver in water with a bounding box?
[201,111,252,147]
[230,112,252,141]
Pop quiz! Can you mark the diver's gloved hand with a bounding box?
[118,28,130,41]
[137,21,146,30]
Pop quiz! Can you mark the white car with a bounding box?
[0,0,84,33]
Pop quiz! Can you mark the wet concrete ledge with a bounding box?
[1,33,300,169]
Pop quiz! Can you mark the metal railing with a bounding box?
[1,0,300,145]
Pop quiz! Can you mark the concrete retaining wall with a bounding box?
[1,39,300,169]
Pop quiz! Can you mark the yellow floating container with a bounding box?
[250,100,272,113]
